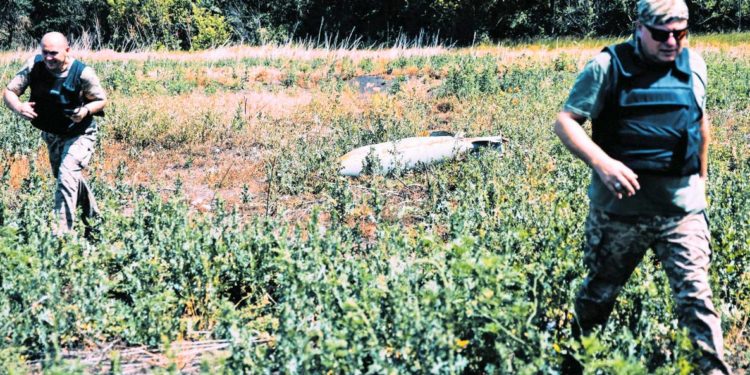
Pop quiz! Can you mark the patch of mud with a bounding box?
[350,75,399,94]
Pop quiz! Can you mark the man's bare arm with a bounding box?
[3,88,36,120]
[81,98,106,114]
[69,97,106,123]
[69,67,107,123]
[554,111,640,199]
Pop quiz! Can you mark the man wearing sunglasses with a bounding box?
[3,32,107,238]
[554,0,731,373]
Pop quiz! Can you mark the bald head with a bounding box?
[41,32,69,48]
[40,32,70,73]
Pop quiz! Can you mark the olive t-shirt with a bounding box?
[563,38,708,215]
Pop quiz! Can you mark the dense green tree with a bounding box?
[107,0,193,49]
[691,0,750,31]
[191,3,231,49]
[29,0,110,45]
[1,0,749,50]
[0,0,33,48]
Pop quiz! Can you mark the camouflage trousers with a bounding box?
[574,208,731,374]
[42,128,99,235]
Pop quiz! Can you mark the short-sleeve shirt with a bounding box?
[6,56,107,103]
[563,38,708,215]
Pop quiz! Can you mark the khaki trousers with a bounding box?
[41,128,99,234]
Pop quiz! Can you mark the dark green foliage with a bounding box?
[3,0,750,49]
[29,0,109,46]
[0,0,33,48]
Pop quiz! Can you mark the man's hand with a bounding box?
[68,106,89,123]
[592,156,640,199]
[5,89,38,121]
[16,101,37,120]
[554,111,640,200]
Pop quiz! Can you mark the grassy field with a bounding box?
[0,33,748,373]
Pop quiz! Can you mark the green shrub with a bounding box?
[190,4,231,50]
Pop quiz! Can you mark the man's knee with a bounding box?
[57,165,81,194]
[664,255,715,312]
[58,153,84,176]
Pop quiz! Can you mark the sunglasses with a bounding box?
[643,24,688,43]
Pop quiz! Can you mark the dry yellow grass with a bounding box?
[0,33,746,66]
[0,44,447,64]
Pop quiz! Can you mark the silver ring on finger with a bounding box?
[614,181,623,192]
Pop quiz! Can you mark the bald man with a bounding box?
[3,32,107,237]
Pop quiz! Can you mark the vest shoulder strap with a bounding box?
[63,59,86,92]
[603,42,642,78]
[674,48,692,77]
[30,54,46,80]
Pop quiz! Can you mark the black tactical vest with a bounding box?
[28,55,93,136]
[592,42,702,176]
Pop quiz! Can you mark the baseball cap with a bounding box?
[637,0,689,25]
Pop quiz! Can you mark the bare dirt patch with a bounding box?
[99,142,267,212]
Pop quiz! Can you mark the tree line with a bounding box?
[1,0,748,50]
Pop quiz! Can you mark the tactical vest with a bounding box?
[592,42,702,176]
[28,55,93,136]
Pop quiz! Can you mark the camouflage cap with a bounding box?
[637,0,689,26]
